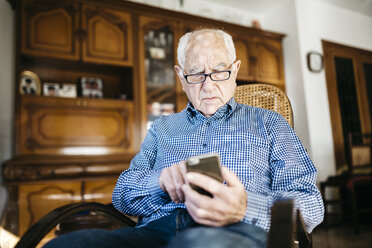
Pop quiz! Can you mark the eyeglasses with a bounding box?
[183,70,231,84]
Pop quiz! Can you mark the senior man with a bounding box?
[44,29,324,248]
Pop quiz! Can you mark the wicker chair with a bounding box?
[234,83,293,128]
[15,83,312,248]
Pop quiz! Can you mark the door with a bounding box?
[323,41,372,170]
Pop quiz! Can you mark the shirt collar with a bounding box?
[186,97,238,121]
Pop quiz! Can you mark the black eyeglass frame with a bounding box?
[183,70,232,84]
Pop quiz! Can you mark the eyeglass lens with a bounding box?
[187,71,230,84]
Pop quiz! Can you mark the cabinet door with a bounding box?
[21,0,80,60]
[234,38,256,82]
[81,4,133,66]
[18,96,134,155]
[255,38,285,88]
[139,16,177,130]
[18,182,81,236]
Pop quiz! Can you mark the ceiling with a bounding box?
[206,0,372,16]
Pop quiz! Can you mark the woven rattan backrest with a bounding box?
[234,84,294,128]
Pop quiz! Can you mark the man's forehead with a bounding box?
[184,31,229,70]
[187,31,225,50]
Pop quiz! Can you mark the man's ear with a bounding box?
[174,65,184,80]
[234,60,241,75]
[174,65,186,90]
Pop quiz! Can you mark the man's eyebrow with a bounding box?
[212,62,228,70]
[188,67,203,74]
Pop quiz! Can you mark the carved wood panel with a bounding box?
[81,4,133,66]
[19,96,134,155]
[84,180,117,203]
[18,183,81,236]
[235,38,256,82]
[255,38,284,87]
[21,0,79,60]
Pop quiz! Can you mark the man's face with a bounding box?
[175,32,240,117]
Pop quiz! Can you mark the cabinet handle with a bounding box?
[76,100,87,106]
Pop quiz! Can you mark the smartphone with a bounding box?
[186,153,223,197]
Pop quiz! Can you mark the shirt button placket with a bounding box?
[202,121,210,150]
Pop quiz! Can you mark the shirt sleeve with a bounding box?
[112,120,170,217]
[242,112,324,233]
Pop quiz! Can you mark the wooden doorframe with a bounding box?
[322,40,372,170]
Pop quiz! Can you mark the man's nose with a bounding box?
[202,74,216,89]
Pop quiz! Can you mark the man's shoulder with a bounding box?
[153,110,188,125]
[235,102,277,116]
[234,103,284,124]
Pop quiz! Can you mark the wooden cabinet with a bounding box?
[21,0,133,66]
[235,36,285,90]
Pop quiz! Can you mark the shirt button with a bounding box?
[252,218,258,224]
[202,143,207,147]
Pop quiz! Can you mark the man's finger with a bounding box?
[170,165,185,202]
[186,172,223,196]
[221,167,242,187]
[183,185,219,222]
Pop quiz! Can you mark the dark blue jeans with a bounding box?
[43,209,267,248]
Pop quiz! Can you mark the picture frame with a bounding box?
[59,83,77,98]
[43,82,60,97]
[19,70,41,95]
[81,77,103,98]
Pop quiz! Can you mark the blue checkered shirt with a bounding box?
[112,98,324,233]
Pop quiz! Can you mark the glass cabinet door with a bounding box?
[141,17,176,129]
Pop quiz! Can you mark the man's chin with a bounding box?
[198,106,221,117]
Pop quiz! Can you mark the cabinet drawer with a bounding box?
[19,96,134,155]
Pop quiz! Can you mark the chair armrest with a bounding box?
[296,209,312,248]
[267,200,312,248]
[15,202,136,248]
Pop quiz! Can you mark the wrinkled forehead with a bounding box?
[184,31,229,69]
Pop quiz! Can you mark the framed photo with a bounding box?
[43,82,59,97]
[59,84,77,98]
[19,71,41,95]
[81,77,103,98]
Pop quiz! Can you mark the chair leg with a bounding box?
[348,185,360,234]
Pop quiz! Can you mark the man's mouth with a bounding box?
[202,97,218,101]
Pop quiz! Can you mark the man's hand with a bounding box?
[182,167,247,226]
[159,161,187,203]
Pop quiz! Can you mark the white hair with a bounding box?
[176,29,236,69]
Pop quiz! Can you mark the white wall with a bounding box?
[0,1,15,183]
[263,0,311,152]
[295,0,372,182]
[126,0,264,28]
